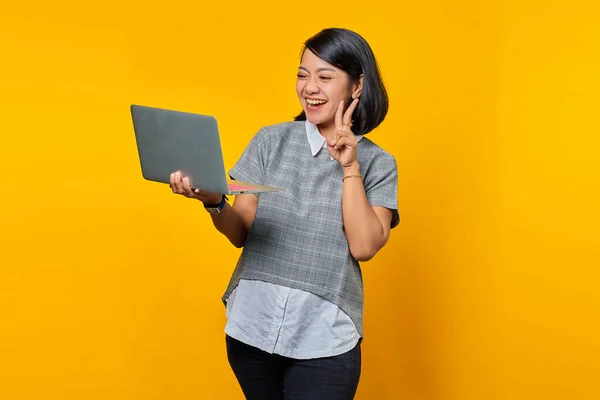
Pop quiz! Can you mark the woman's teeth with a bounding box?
[307,99,327,106]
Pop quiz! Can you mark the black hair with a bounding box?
[294,28,389,136]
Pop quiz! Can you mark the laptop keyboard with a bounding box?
[228,183,256,191]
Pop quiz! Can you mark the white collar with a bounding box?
[305,120,363,157]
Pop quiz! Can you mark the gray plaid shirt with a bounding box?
[223,121,399,336]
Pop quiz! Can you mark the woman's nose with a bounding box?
[304,77,319,94]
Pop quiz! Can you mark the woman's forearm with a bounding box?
[341,163,387,261]
[209,195,257,248]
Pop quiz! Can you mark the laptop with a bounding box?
[130,104,279,195]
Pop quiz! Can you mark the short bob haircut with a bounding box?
[294,28,389,136]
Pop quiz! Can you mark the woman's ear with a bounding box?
[352,75,364,99]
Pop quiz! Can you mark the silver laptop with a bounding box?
[130,104,279,195]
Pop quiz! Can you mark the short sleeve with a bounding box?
[228,127,269,188]
[364,153,400,228]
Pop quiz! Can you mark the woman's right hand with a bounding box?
[169,171,223,204]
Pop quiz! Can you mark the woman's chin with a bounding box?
[305,114,328,126]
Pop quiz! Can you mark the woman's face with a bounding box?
[296,49,360,130]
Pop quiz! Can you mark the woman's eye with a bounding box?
[320,76,332,81]
[297,74,308,79]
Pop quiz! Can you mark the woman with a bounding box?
[170,28,399,400]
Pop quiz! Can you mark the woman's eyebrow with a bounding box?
[298,66,337,72]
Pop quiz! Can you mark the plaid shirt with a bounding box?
[223,121,399,336]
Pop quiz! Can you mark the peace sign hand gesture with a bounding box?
[327,99,360,168]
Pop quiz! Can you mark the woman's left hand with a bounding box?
[327,99,360,168]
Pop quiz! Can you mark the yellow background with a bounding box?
[1,0,599,399]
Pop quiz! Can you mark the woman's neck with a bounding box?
[317,121,336,140]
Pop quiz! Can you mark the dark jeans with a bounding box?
[226,335,362,400]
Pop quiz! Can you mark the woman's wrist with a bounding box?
[202,194,225,205]
[203,195,228,215]
[342,162,361,176]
